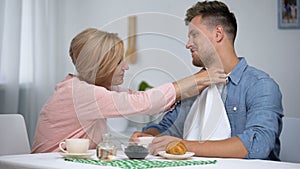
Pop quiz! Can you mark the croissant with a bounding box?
[166,141,187,155]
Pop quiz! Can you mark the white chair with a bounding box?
[0,114,31,155]
[280,117,300,163]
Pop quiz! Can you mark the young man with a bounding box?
[131,1,283,160]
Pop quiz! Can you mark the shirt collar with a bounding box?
[227,57,248,85]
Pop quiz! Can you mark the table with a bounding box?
[0,150,300,169]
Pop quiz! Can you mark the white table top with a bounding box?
[0,150,300,169]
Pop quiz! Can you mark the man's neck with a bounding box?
[219,48,239,74]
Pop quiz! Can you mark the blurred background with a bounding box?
[0,0,299,147]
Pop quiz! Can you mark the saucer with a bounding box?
[59,151,94,159]
[158,151,195,160]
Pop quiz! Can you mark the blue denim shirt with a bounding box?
[143,57,283,160]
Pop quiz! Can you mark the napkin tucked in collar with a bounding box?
[183,84,231,140]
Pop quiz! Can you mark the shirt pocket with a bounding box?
[226,104,247,136]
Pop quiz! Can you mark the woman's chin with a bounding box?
[112,79,124,86]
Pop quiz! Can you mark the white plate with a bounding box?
[158,151,195,160]
[59,152,94,159]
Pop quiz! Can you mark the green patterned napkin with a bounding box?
[65,158,217,169]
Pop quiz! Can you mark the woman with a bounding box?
[31,28,226,153]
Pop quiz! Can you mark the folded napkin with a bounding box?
[183,84,231,140]
[65,158,217,169]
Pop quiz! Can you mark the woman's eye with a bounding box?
[117,59,122,65]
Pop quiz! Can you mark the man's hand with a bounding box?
[149,136,181,155]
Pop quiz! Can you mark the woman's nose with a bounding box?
[123,62,129,70]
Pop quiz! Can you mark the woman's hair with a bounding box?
[69,28,124,85]
[185,1,237,44]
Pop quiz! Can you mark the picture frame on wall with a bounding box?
[278,0,300,29]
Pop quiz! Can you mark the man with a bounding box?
[131,1,283,160]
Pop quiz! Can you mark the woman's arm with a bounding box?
[173,68,226,101]
[73,68,226,119]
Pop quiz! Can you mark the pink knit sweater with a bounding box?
[31,74,176,153]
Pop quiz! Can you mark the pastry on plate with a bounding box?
[165,141,187,155]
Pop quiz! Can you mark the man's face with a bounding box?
[186,16,216,68]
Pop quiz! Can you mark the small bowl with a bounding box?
[122,143,149,159]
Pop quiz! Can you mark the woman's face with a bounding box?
[111,57,129,86]
[95,43,129,88]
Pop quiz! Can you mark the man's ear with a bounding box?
[215,25,224,42]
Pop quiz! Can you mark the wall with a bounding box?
[223,0,300,119]
[56,0,300,122]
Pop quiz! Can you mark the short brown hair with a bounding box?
[185,1,237,43]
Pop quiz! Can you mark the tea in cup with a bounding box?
[59,138,90,154]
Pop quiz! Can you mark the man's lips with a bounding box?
[190,48,197,53]
[190,49,197,56]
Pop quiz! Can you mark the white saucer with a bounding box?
[158,151,195,160]
[59,151,94,159]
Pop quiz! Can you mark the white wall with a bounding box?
[55,0,300,119]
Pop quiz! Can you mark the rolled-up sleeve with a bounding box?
[237,78,283,159]
[142,96,196,138]
[142,103,180,133]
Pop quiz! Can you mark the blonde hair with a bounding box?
[69,28,124,85]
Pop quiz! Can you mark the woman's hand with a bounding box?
[173,67,226,101]
[194,68,227,86]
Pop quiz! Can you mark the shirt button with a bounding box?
[233,107,237,112]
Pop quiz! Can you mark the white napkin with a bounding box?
[183,84,231,141]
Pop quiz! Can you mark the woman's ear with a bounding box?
[215,25,224,42]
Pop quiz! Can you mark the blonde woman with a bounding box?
[31,28,226,153]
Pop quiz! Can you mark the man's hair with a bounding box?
[185,1,237,43]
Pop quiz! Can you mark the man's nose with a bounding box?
[186,39,192,49]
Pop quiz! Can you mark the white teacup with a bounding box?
[138,137,154,147]
[59,138,90,154]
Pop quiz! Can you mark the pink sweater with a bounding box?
[31,74,176,153]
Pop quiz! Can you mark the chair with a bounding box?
[0,114,31,155]
[280,117,300,163]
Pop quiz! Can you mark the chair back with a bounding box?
[280,117,300,163]
[0,114,31,155]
